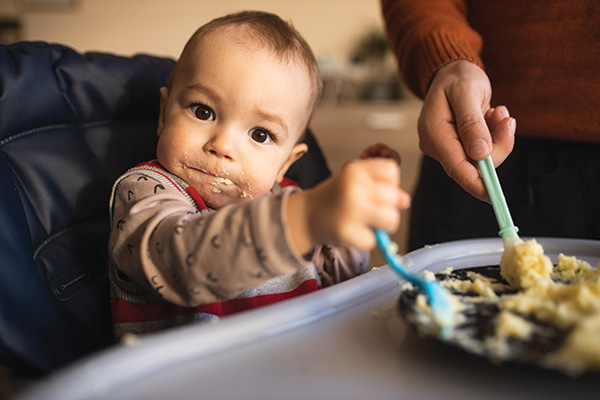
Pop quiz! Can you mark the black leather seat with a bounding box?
[0,42,329,376]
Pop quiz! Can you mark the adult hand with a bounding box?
[418,60,516,201]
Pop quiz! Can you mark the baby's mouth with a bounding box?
[211,175,234,186]
[187,164,252,199]
[202,171,233,186]
[196,167,233,184]
[193,167,236,193]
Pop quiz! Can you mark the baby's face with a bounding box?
[156,30,311,209]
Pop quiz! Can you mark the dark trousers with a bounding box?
[408,137,600,251]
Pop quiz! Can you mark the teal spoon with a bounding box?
[374,229,454,338]
[477,156,520,244]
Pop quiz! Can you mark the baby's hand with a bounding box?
[360,143,401,165]
[287,158,411,253]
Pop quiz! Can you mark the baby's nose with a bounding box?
[204,130,237,160]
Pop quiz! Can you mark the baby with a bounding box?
[108,11,410,339]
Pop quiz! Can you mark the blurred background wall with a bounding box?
[0,0,385,63]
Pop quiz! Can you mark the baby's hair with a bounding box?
[169,10,323,115]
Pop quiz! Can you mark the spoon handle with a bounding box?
[477,156,519,241]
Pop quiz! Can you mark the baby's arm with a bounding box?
[109,172,311,307]
[314,244,370,287]
[286,155,410,255]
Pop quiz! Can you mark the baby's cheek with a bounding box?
[244,169,278,196]
[244,183,269,199]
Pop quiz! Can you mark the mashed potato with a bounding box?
[409,239,600,376]
[500,239,553,289]
[495,240,600,374]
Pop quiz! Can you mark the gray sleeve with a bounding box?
[314,245,371,288]
[109,173,310,306]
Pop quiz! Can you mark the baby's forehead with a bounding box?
[175,24,315,128]
[198,24,312,67]
[185,28,312,85]
[190,24,258,48]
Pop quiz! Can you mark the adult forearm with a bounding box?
[381,0,483,98]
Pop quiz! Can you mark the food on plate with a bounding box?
[500,238,553,289]
[399,239,600,376]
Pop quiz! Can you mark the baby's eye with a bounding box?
[249,128,273,144]
[191,104,215,121]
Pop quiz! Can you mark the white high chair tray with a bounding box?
[18,238,600,400]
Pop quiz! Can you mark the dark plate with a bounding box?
[398,265,573,372]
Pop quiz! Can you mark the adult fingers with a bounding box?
[490,116,516,166]
[484,105,516,166]
[449,88,492,162]
[485,105,509,131]
[419,107,489,201]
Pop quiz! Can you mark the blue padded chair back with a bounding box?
[0,42,175,375]
[0,41,330,376]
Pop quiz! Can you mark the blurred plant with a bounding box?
[348,27,404,100]
[350,27,391,65]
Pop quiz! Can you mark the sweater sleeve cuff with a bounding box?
[413,29,484,97]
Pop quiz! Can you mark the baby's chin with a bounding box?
[200,190,254,210]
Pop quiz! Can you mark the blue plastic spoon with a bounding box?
[374,229,454,338]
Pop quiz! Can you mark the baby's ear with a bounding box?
[157,87,169,137]
[276,143,308,183]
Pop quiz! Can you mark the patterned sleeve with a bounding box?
[381,0,484,98]
[109,172,312,307]
[314,245,370,288]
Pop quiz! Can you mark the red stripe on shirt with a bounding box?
[136,161,208,210]
[185,186,208,210]
[111,278,320,324]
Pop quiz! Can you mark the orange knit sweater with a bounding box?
[381,0,600,143]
